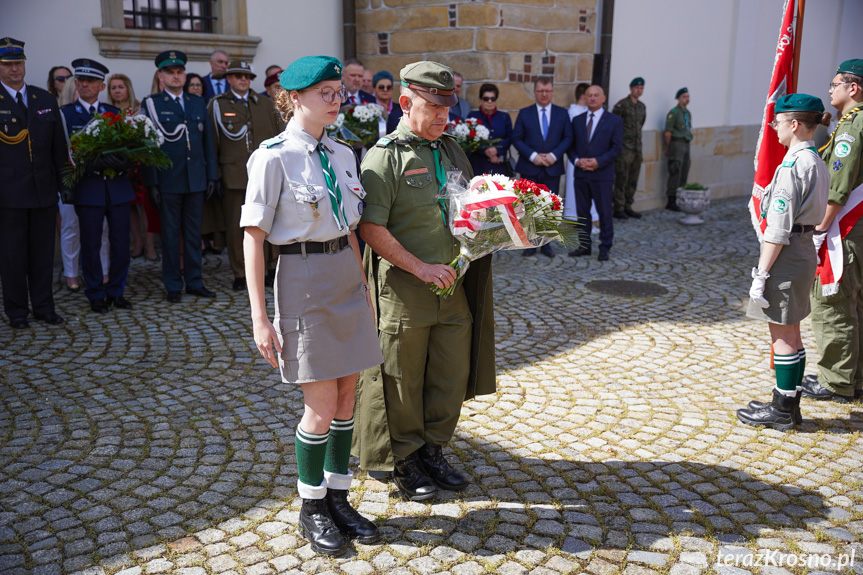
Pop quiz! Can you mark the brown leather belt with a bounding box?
[279,236,349,255]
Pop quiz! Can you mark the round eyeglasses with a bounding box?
[309,86,348,104]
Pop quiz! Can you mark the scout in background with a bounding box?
[664,87,692,211]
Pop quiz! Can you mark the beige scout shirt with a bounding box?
[761,140,829,245]
[240,120,366,244]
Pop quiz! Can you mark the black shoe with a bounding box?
[205,245,223,255]
[107,296,133,309]
[232,277,247,291]
[613,210,629,220]
[35,312,65,325]
[9,317,29,329]
[299,498,347,556]
[568,247,591,257]
[666,199,681,212]
[800,375,852,403]
[598,249,610,261]
[737,389,797,431]
[325,489,379,544]
[393,452,437,501]
[186,286,216,298]
[624,207,642,219]
[90,299,110,314]
[418,444,469,491]
[522,248,537,257]
[167,291,182,303]
[540,244,555,258]
[748,391,802,424]
[265,272,275,288]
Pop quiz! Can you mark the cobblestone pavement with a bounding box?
[1,199,862,575]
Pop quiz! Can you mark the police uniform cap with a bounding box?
[0,37,25,62]
[225,60,256,79]
[837,59,863,77]
[155,50,187,70]
[72,58,109,81]
[775,93,825,114]
[400,61,458,107]
[280,56,342,91]
[630,77,645,87]
[675,87,688,99]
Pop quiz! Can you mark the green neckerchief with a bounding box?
[316,143,348,231]
[425,140,447,226]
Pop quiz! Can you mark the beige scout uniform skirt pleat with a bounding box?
[274,245,383,383]
[747,231,817,325]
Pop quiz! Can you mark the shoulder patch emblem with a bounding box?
[261,135,284,148]
[375,137,392,148]
[781,159,796,168]
[771,198,788,214]
[835,141,852,158]
[836,133,856,144]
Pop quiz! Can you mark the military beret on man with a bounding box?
[155,50,187,70]
[225,60,256,79]
[400,61,458,107]
[675,87,688,99]
[280,55,342,91]
[264,72,280,88]
[630,77,645,87]
[72,58,109,81]
[775,93,825,114]
[0,37,25,62]
[837,59,863,76]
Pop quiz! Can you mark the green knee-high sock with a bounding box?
[324,418,354,476]
[774,353,800,395]
[797,348,806,388]
[296,426,329,488]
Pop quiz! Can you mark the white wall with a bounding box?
[5,0,342,101]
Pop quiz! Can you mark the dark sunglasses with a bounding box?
[482,96,497,102]
[54,75,72,83]
[376,84,393,91]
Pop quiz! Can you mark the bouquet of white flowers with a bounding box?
[445,117,498,154]
[326,102,385,147]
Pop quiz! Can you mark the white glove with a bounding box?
[749,267,770,308]
[813,231,826,265]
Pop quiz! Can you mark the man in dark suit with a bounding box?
[201,49,229,102]
[512,76,573,257]
[141,50,219,303]
[0,38,66,328]
[449,72,471,120]
[61,58,136,313]
[342,58,375,107]
[567,85,623,261]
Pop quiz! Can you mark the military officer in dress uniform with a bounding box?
[612,77,646,219]
[61,58,136,313]
[354,61,496,500]
[802,59,863,403]
[141,50,219,303]
[664,87,692,211]
[0,38,66,328]
[208,60,284,291]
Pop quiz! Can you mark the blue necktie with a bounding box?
[541,107,548,141]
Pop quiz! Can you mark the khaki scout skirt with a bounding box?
[747,231,817,325]
[274,244,383,383]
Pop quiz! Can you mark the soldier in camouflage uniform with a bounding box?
[612,77,646,219]
[664,87,692,211]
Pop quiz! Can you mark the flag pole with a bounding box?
[791,0,805,93]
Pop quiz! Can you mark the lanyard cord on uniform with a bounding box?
[211,97,250,152]
[145,95,190,150]
[316,143,348,231]
[421,139,448,226]
[819,104,863,153]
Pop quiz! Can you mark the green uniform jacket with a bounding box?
[352,124,497,471]
[664,106,692,142]
[612,96,646,152]
[821,106,863,209]
[208,91,285,189]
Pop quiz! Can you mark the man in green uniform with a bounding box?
[354,61,496,500]
[664,87,692,211]
[208,60,285,290]
[803,59,863,403]
[612,77,646,219]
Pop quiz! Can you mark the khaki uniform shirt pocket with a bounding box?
[289,183,328,222]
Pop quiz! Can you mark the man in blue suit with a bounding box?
[201,49,229,102]
[567,85,623,261]
[61,58,136,313]
[342,59,375,107]
[142,50,219,303]
[512,77,573,257]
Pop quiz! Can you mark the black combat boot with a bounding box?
[418,443,469,491]
[666,197,681,211]
[737,389,797,431]
[325,489,379,544]
[748,390,802,424]
[299,497,347,556]
[393,452,437,501]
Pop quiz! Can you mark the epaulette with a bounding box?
[260,134,286,149]
[331,137,353,149]
[213,92,230,100]
[781,158,796,168]
[59,103,74,110]
[375,137,393,148]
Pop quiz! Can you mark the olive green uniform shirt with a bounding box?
[664,106,692,142]
[612,96,646,152]
[821,107,863,208]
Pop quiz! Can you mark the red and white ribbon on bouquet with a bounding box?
[452,175,531,247]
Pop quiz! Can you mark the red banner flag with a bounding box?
[749,0,798,236]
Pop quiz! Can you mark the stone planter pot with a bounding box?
[676,187,711,225]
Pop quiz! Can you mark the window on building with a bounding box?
[123,0,218,33]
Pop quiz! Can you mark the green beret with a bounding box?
[775,93,824,114]
[630,77,644,87]
[280,55,342,91]
[837,59,863,76]
[675,87,688,99]
[400,61,458,107]
[155,50,187,70]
